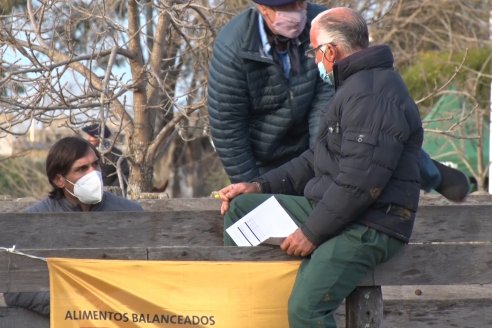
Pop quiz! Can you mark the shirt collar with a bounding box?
[59,192,106,211]
[258,14,272,56]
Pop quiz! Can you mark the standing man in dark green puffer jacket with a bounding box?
[208,0,332,183]
[207,0,470,202]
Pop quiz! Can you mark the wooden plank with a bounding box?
[0,308,49,328]
[371,243,492,285]
[380,298,492,328]
[0,248,147,292]
[148,244,492,286]
[418,193,492,206]
[345,287,383,328]
[138,198,221,212]
[0,211,223,249]
[1,244,491,292]
[0,198,222,213]
[0,205,491,250]
[382,284,492,300]
[0,193,490,213]
[411,205,492,242]
[2,298,491,328]
[147,245,296,261]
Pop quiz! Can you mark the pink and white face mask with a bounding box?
[271,9,307,39]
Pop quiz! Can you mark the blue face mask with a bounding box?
[317,61,335,86]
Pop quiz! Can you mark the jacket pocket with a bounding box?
[323,120,342,154]
[341,131,378,170]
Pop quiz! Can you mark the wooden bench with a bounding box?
[0,195,491,327]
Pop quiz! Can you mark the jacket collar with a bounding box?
[238,4,316,62]
[333,45,394,88]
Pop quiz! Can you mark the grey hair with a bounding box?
[315,8,369,55]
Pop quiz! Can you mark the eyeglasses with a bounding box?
[305,42,336,58]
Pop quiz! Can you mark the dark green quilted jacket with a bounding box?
[207,3,334,183]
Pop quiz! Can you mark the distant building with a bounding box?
[0,134,15,156]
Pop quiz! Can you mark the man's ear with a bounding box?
[327,43,339,63]
[257,4,270,20]
[52,175,66,189]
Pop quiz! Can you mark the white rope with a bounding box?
[0,245,47,262]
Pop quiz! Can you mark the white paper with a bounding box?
[226,196,298,246]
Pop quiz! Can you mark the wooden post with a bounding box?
[345,286,383,328]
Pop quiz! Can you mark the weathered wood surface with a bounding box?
[3,299,490,328]
[0,193,491,213]
[0,248,148,292]
[1,242,491,292]
[0,203,490,291]
[0,197,222,213]
[0,211,223,248]
[0,308,49,328]
[0,204,491,251]
[382,284,492,300]
[379,298,492,328]
[1,196,491,328]
[345,287,383,328]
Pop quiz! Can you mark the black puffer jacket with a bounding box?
[257,45,423,245]
[207,3,334,183]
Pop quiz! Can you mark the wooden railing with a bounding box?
[0,194,491,328]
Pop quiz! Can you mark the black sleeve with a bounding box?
[4,291,50,317]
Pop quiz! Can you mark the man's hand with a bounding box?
[216,182,260,215]
[280,228,316,257]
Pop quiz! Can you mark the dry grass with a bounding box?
[0,151,50,199]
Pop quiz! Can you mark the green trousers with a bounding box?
[224,194,405,328]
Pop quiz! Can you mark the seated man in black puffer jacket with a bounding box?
[215,7,432,327]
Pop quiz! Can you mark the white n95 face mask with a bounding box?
[64,170,103,204]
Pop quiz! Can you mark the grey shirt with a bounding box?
[24,191,143,212]
[5,191,143,316]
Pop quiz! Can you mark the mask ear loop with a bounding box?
[331,44,338,64]
[320,43,337,64]
[60,175,77,198]
[318,45,327,66]
[62,175,75,186]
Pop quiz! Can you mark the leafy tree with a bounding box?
[402,47,491,114]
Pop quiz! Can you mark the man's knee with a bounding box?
[288,298,335,328]
[288,288,308,316]
[288,292,311,328]
[288,285,329,328]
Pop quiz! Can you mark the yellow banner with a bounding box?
[48,258,301,328]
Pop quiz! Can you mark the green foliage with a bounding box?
[0,156,50,198]
[401,47,491,115]
[402,47,491,190]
